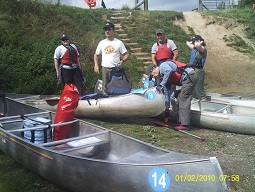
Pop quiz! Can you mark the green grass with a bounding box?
[1,0,255,191]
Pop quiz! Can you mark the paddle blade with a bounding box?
[152,121,170,128]
[46,97,60,106]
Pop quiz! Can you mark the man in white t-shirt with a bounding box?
[94,22,130,92]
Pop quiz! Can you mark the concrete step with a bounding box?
[121,38,131,41]
[130,47,142,52]
[110,16,126,20]
[125,42,138,46]
[118,34,128,37]
[143,61,152,65]
[112,12,124,16]
[111,10,125,13]
[136,57,151,60]
[114,23,122,27]
[132,52,149,57]
[115,29,124,32]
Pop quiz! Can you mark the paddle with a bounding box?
[46,97,60,106]
[152,121,206,141]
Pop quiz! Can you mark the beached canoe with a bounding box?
[11,87,166,118]
[0,96,228,192]
[169,99,255,135]
[9,88,255,135]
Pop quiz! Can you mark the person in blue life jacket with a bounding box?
[54,34,85,96]
[186,35,207,99]
[149,61,198,130]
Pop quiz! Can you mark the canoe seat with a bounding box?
[117,151,154,163]
[41,130,110,148]
[53,137,109,153]
[202,109,218,112]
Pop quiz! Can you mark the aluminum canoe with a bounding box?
[170,99,255,135]
[0,96,228,192]
[12,88,166,118]
[9,89,255,135]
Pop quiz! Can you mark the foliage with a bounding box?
[0,0,254,95]
[239,0,255,7]
[203,7,255,56]
[0,0,190,94]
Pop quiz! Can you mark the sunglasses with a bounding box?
[104,28,112,31]
[62,38,69,41]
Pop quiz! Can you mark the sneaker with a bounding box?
[174,125,191,131]
[102,91,108,97]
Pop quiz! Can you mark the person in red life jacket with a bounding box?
[149,61,198,130]
[186,35,207,99]
[94,22,130,95]
[54,34,85,96]
[151,29,179,66]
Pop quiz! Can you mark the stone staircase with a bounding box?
[109,10,152,69]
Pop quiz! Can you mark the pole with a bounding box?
[144,0,148,10]
[199,0,203,11]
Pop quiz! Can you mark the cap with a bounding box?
[103,22,115,29]
[156,29,164,35]
[190,35,204,42]
[145,64,155,75]
[61,34,69,41]
[146,64,157,81]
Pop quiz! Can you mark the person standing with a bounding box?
[186,35,207,99]
[151,29,179,66]
[94,22,130,93]
[54,34,85,95]
[149,61,198,130]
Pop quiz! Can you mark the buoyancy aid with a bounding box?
[168,60,187,86]
[189,49,207,69]
[61,45,78,65]
[155,39,173,63]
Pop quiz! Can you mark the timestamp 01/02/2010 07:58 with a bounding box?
[174,174,240,182]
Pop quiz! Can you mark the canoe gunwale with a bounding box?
[0,97,228,191]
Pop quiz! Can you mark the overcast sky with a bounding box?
[54,0,199,12]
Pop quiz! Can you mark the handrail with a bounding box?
[7,119,79,132]
[0,112,49,121]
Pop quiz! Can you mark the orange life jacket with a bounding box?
[168,60,187,86]
[155,39,173,62]
[61,45,78,65]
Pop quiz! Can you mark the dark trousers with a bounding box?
[61,68,84,95]
[177,72,198,126]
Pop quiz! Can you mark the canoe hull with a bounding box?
[0,98,228,192]
[10,90,255,135]
[170,100,255,135]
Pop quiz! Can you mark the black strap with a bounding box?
[183,70,194,85]
[64,45,77,63]
[31,130,35,143]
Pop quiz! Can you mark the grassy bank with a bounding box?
[1,0,255,191]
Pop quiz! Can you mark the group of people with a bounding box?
[149,29,207,130]
[54,22,130,96]
[53,22,207,131]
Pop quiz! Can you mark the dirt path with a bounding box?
[180,12,255,97]
[173,12,255,192]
